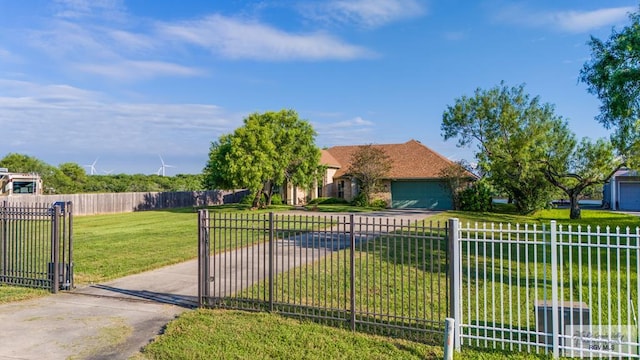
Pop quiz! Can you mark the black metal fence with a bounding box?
[198,211,448,342]
[0,201,73,292]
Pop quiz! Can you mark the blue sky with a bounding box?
[0,0,636,175]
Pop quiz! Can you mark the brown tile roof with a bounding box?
[323,139,474,179]
[320,150,341,169]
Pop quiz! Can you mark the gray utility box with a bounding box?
[535,300,590,347]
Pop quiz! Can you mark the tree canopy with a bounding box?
[542,137,624,219]
[442,82,624,218]
[580,8,640,166]
[202,109,321,208]
[442,82,574,214]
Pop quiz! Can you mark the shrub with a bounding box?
[239,193,254,205]
[350,193,368,207]
[458,182,493,212]
[270,193,283,205]
[370,199,388,209]
[308,197,348,205]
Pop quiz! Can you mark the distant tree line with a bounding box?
[0,153,204,194]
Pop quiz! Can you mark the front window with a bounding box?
[337,180,345,198]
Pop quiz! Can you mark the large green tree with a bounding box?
[580,8,640,166]
[203,110,321,208]
[442,83,574,214]
[542,138,624,219]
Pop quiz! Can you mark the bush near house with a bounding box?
[308,197,349,205]
[457,182,493,212]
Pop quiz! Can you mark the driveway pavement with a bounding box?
[0,209,438,359]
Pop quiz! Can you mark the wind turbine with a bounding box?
[84,158,98,175]
[157,155,174,176]
[103,169,114,175]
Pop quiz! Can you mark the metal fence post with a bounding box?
[448,218,461,351]
[269,212,274,312]
[1,201,6,281]
[67,201,74,290]
[350,214,356,332]
[197,209,203,306]
[197,209,210,307]
[550,220,560,358]
[51,205,61,293]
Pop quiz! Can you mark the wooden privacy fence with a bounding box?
[3,190,248,216]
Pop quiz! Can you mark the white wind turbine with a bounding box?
[84,158,99,175]
[157,155,174,176]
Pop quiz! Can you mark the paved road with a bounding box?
[0,209,438,359]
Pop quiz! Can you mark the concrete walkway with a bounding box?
[0,209,438,359]
[0,261,196,360]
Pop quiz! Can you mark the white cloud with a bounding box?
[22,7,371,81]
[53,0,125,20]
[29,20,120,60]
[314,116,375,146]
[76,60,205,80]
[0,80,235,160]
[26,19,202,81]
[303,0,426,28]
[158,14,372,61]
[494,5,634,33]
[332,0,426,27]
[554,7,634,33]
[333,116,375,128]
[108,30,157,53]
[0,48,20,63]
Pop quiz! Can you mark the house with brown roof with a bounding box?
[282,139,475,210]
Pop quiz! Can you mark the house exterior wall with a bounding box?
[282,181,316,205]
[332,177,392,205]
[320,168,338,198]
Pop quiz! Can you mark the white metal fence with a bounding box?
[449,218,640,358]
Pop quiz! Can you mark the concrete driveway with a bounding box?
[0,209,438,359]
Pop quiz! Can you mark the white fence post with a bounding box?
[448,218,461,351]
[550,220,560,358]
[444,318,455,360]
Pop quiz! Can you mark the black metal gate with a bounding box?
[198,210,449,342]
[0,201,73,292]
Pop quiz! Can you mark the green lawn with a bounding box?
[136,309,551,360]
[0,284,49,304]
[428,205,639,229]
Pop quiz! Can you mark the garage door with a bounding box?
[619,182,640,211]
[391,181,452,210]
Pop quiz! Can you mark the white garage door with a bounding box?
[619,182,640,211]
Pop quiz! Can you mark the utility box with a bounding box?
[535,300,590,348]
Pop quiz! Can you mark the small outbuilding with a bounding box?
[603,168,640,211]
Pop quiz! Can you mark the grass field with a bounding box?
[135,309,551,360]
